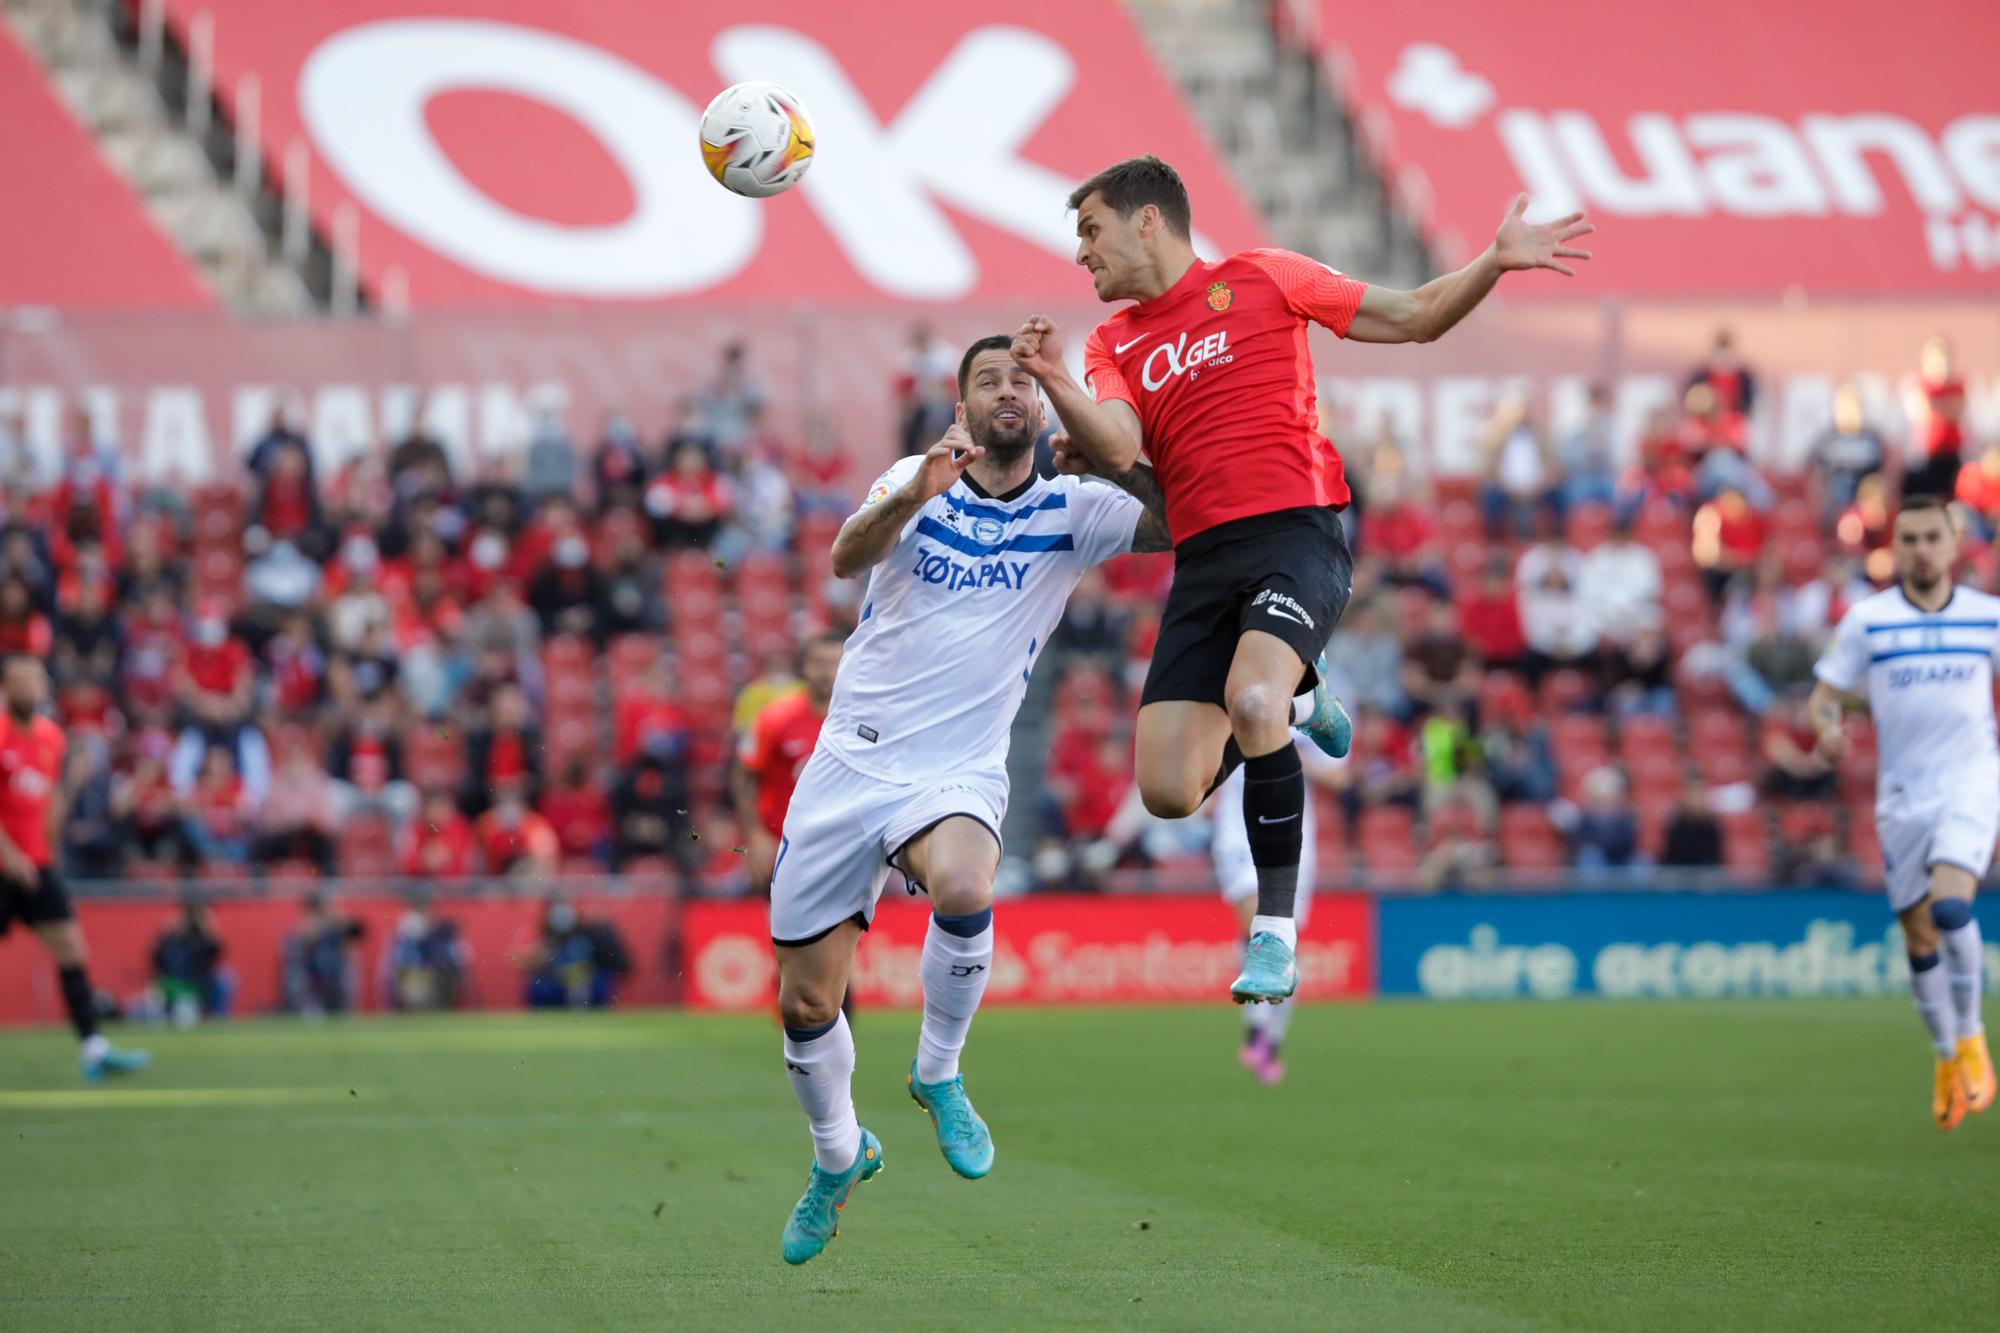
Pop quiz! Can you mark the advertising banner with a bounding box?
[1322,0,2000,294]
[1377,891,2000,1000]
[680,890,1375,1011]
[158,0,1262,307]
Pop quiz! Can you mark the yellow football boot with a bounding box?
[1956,1033,1996,1114]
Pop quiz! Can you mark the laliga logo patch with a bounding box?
[1206,280,1233,312]
[971,516,1005,544]
[863,482,892,507]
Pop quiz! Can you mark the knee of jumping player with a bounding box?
[777,980,842,1033]
[1226,683,1292,756]
[1139,772,1205,820]
[1901,904,1941,957]
[926,865,994,918]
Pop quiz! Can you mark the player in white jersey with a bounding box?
[773,335,1171,1265]
[1210,740,1343,1083]
[1810,496,1997,1132]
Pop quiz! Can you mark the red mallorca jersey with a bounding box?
[0,714,65,869]
[739,691,825,838]
[1082,249,1366,545]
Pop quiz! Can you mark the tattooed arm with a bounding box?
[1052,431,1172,554]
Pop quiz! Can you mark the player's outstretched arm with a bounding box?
[1346,194,1594,344]
[829,423,984,579]
[1011,317,1144,474]
[1050,432,1172,553]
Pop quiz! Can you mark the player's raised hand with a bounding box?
[1493,193,1595,277]
[1011,316,1066,380]
[1048,431,1092,477]
[910,413,984,500]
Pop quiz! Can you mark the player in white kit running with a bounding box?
[1809,496,1997,1132]
[773,335,1171,1265]
[1210,739,1344,1083]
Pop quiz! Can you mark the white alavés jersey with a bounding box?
[818,457,1143,784]
[1814,585,2000,814]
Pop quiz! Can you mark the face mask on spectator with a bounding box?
[343,535,379,573]
[195,618,226,648]
[471,532,507,571]
[554,537,589,569]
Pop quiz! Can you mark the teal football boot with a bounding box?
[780,1128,884,1266]
[908,1061,994,1180]
[1229,931,1299,1005]
[1298,653,1352,759]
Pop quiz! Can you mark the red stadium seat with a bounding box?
[1498,806,1564,872]
[1355,805,1418,875]
[1719,812,1770,875]
[1311,790,1347,864]
[1427,802,1486,851]
[1777,801,1836,847]
[1478,670,1532,724]
[405,727,464,790]
[338,816,395,878]
[1553,714,1609,762]
[1540,669,1591,713]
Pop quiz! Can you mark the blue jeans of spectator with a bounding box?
[1482,485,1564,539]
[1563,470,1618,510]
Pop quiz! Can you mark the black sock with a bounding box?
[1206,737,1247,799]
[1242,745,1304,919]
[58,965,98,1042]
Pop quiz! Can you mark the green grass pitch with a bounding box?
[1,1000,1994,1331]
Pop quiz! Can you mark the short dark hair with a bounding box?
[1896,494,1953,522]
[1066,155,1191,240]
[957,334,1015,400]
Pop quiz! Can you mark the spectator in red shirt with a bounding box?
[477,780,559,877]
[793,410,851,518]
[540,756,611,866]
[120,584,183,716]
[1909,335,1968,500]
[252,741,337,875]
[733,632,841,884]
[177,603,253,728]
[0,575,52,658]
[327,695,418,829]
[1684,328,1756,438]
[402,788,475,878]
[183,745,255,866]
[1691,486,1768,602]
[1760,695,1836,800]
[265,612,328,717]
[1050,730,1133,843]
[1956,448,2000,538]
[615,660,689,767]
[248,435,325,554]
[1456,554,1528,673]
[462,681,542,817]
[644,442,733,549]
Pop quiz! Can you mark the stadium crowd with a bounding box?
[0,329,1982,897]
[1036,330,1984,888]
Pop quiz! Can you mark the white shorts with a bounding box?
[1210,766,1317,929]
[769,748,1008,944]
[1879,799,1999,914]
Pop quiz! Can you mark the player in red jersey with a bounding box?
[733,632,844,888]
[1012,155,1592,1002]
[0,656,149,1077]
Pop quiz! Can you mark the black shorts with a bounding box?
[1140,506,1353,708]
[0,868,74,936]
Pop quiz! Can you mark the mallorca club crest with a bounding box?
[1206,280,1233,312]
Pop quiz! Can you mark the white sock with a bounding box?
[80,1033,110,1063]
[1290,695,1313,726]
[783,1013,859,1172]
[1910,956,1958,1059]
[1941,919,1985,1039]
[1251,914,1298,949]
[916,910,994,1084]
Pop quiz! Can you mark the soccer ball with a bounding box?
[698,81,816,198]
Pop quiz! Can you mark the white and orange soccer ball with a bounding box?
[698,81,816,198]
